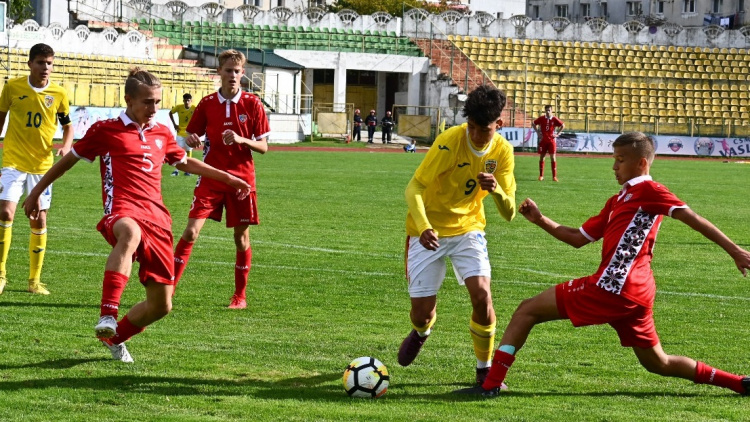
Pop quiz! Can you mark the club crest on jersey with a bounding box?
[624,193,633,202]
[239,114,247,123]
[44,95,54,108]
[155,139,163,150]
[484,159,497,174]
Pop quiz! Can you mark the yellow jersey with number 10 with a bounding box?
[406,123,516,237]
[0,76,71,174]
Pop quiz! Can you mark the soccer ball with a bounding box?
[342,356,390,398]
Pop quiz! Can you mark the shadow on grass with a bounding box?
[0,366,711,401]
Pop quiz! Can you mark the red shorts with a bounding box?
[555,276,659,349]
[96,214,175,286]
[189,183,258,227]
[538,140,557,155]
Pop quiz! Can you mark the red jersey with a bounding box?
[187,90,270,192]
[533,115,563,143]
[71,112,187,231]
[579,176,687,307]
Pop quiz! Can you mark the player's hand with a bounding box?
[732,248,750,277]
[56,144,71,157]
[419,229,440,251]
[227,176,252,200]
[22,195,41,220]
[518,198,542,223]
[186,133,202,148]
[477,172,498,192]
[223,130,241,145]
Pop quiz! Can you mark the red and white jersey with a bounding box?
[533,116,563,143]
[579,176,687,307]
[187,90,270,192]
[72,111,187,231]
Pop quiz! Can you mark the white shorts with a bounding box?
[406,230,492,298]
[0,167,52,210]
[176,135,193,152]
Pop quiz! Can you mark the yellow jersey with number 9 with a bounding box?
[406,123,516,237]
[170,104,196,137]
[0,76,71,174]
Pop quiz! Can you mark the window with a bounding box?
[683,0,695,13]
[532,5,540,19]
[713,0,722,13]
[581,3,591,18]
[656,1,665,14]
[245,0,261,6]
[627,1,642,16]
[601,1,608,17]
[556,4,568,18]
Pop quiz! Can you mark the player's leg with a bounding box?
[633,343,748,394]
[230,224,251,309]
[27,210,49,294]
[96,216,141,338]
[0,169,24,294]
[551,152,558,182]
[464,275,496,384]
[173,217,207,291]
[538,148,547,181]
[399,236,445,366]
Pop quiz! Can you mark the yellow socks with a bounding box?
[470,318,496,367]
[0,220,13,278]
[412,313,436,337]
[29,228,47,281]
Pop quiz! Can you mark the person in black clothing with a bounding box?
[381,111,394,144]
[352,109,363,142]
[365,109,378,143]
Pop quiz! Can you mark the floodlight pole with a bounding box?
[524,60,529,150]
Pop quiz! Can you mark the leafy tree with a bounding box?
[329,0,464,18]
[4,0,35,25]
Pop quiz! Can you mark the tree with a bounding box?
[4,0,35,25]
[329,0,465,18]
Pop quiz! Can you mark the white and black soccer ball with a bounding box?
[342,356,390,398]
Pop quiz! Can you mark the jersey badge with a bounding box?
[624,193,633,202]
[155,138,163,150]
[239,114,247,123]
[44,95,54,108]
[484,159,497,174]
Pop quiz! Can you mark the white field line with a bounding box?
[45,248,750,302]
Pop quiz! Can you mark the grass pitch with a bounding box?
[0,148,748,421]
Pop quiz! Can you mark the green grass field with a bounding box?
[0,148,748,421]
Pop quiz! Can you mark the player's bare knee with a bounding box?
[181,228,200,243]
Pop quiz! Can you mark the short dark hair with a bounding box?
[461,85,506,126]
[183,93,192,100]
[29,43,54,62]
[612,132,655,164]
[544,105,553,111]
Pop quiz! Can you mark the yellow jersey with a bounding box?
[0,76,71,174]
[170,104,196,137]
[406,123,516,237]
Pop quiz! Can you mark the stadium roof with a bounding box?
[185,46,304,70]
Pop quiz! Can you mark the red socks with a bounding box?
[100,271,128,318]
[173,238,194,290]
[482,351,516,390]
[552,161,557,178]
[234,247,252,299]
[112,315,145,345]
[539,160,545,178]
[694,361,744,394]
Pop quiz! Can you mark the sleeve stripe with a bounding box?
[579,227,596,242]
[71,148,93,163]
[668,205,689,217]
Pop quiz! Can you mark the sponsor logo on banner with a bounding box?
[694,138,715,156]
[44,95,54,108]
[668,138,683,152]
[484,159,497,174]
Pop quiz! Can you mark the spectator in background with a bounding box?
[365,109,378,143]
[381,111,395,144]
[352,109,363,142]
[404,139,417,153]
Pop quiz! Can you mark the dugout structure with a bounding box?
[391,105,441,144]
[312,102,354,142]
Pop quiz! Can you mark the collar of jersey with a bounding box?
[119,111,158,131]
[26,76,50,93]
[217,90,242,104]
[465,126,493,157]
[624,175,652,187]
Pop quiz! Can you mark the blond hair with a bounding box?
[613,132,655,164]
[218,49,246,68]
[125,67,161,97]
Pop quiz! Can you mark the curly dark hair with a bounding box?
[29,43,54,62]
[461,85,506,126]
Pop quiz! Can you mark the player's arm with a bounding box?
[168,109,179,130]
[223,130,268,154]
[405,176,439,250]
[555,121,565,137]
[23,152,81,220]
[175,157,252,198]
[518,198,589,248]
[672,207,750,276]
[57,117,74,156]
[0,110,7,133]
